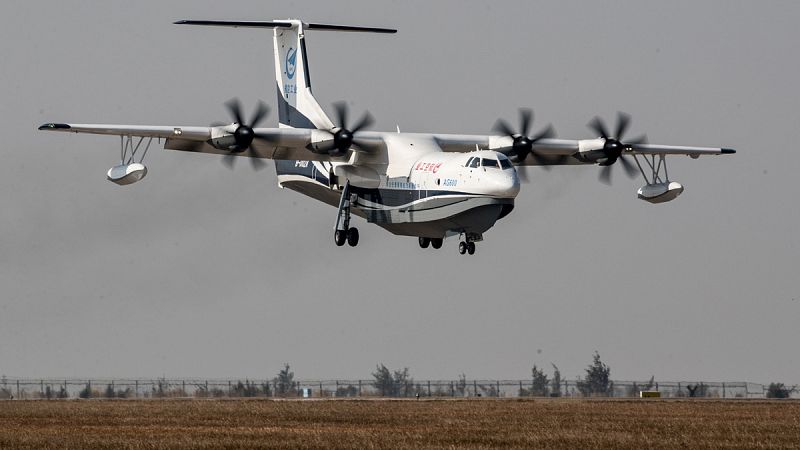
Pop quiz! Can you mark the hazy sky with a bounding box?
[2,0,798,384]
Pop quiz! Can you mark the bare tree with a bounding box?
[551,364,562,397]
[455,373,467,397]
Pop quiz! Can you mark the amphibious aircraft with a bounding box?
[39,19,735,255]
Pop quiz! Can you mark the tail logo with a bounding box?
[286,48,297,80]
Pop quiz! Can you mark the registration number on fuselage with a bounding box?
[443,178,458,187]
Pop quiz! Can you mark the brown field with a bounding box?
[0,398,799,449]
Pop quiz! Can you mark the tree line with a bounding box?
[1,356,796,399]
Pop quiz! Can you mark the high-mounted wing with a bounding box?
[627,143,736,156]
[432,109,734,168]
[37,122,377,162]
[38,123,212,140]
[433,134,732,163]
[434,133,586,165]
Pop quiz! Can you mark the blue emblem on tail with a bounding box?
[286,48,297,79]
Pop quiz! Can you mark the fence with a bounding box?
[0,377,779,400]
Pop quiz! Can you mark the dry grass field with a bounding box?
[0,398,798,449]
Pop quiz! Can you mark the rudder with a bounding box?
[273,20,333,130]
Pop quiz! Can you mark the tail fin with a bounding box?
[273,20,331,129]
[175,20,396,130]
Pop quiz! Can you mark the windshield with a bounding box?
[481,158,499,168]
[500,158,512,169]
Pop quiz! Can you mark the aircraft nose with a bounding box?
[489,170,520,198]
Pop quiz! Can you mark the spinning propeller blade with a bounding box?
[492,108,560,179]
[316,101,375,156]
[588,112,647,185]
[217,98,271,171]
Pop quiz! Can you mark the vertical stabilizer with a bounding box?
[174,19,396,131]
[274,21,334,130]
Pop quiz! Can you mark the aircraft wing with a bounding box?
[37,123,361,162]
[38,123,213,140]
[626,143,736,157]
[432,133,734,165]
[435,134,585,165]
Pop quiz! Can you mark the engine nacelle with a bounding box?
[637,182,683,204]
[575,138,608,163]
[209,134,239,151]
[107,163,147,186]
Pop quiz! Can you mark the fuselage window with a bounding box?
[500,159,512,169]
[481,158,499,168]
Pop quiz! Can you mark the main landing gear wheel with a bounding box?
[458,240,477,255]
[347,227,360,247]
[334,230,347,247]
[431,238,443,249]
[419,237,430,249]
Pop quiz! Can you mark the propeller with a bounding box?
[219,98,271,171]
[587,112,647,185]
[492,108,559,182]
[316,101,374,156]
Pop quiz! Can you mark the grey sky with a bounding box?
[1,0,798,384]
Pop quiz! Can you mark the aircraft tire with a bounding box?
[419,237,430,248]
[431,238,443,249]
[458,242,467,255]
[467,242,476,255]
[335,229,347,247]
[347,227,360,247]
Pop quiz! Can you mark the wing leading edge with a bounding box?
[39,123,735,166]
[431,133,734,165]
[37,123,356,162]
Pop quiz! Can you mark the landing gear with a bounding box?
[457,232,481,256]
[347,228,359,247]
[333,180,361,248]
[335,229,347,247]
[419,237,444,250]
[458,241,476,255]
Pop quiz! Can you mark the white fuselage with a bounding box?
[277,135,520,239]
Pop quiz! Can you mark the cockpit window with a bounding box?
[481,158,499,168]
[500,158,513,169]
[469,158,480,168]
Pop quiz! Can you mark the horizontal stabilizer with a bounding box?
[306,23,397,33]
[174,20,396,33]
